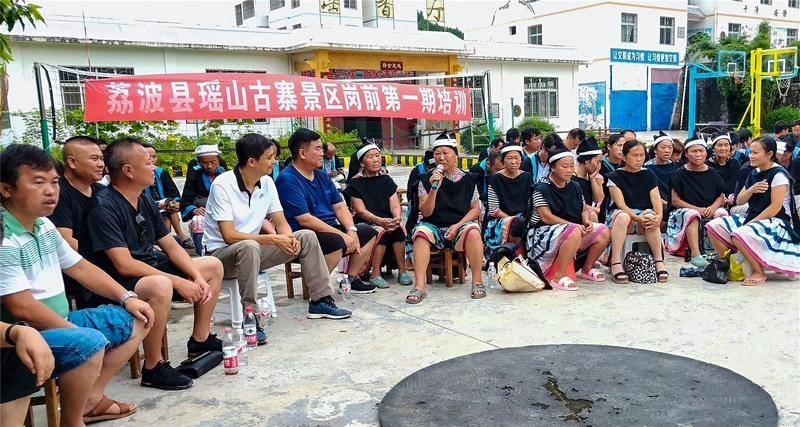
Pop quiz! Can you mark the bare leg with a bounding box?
[733,238,767,283]
[391,241,407,274]
[324,252,342,273]
[84,319,149,415]
[609,212,631,276]
[582,228,611,273]
[0,397,31,427]
[58,351,103,427]
[190,256,223,341]
[553,228,581,280]
[462,230,484,284]
[644,219,665,273]
[709,233,730,257]
[370,244,387,278]
[346,237,376,276]
[685,219,701,257]
[412,236,431,291]
[134,276,172,370]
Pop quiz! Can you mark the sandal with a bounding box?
[471,284,486,299]
[610,262,628,284]
[83,395,137,423]
[579,268,605,282]
[654,259,669,283]
[405,288,427,304]
[742,276,767,286]
[549,277,579,291]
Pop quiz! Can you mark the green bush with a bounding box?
[517,116,555,133]
[764,107,800,132]
[460,123,502,154]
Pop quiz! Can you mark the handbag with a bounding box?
[175,350,223,379]
[702,252,730,284]
[495,255,546,292]
[623,251,657,284]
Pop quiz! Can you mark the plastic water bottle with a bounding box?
[243,307,258,349]
[222,327,238,375]
[339,274,353,303]
[487,262,498,289]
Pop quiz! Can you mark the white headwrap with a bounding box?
[711,134,731,146]
[500,145,523,155]
[195,144,220,157]
[684,137,706,150]
[356,144,380,162]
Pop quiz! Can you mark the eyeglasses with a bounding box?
[135,213,148,245]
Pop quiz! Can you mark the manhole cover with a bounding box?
[379,345,777,426]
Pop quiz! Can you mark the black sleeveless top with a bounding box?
[487,171,533,216]
[421,171,476,228]
[606,168,658,210]
[534,179,584,225]
[745,166,791,224]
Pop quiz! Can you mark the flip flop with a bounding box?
[579,268,605,282]
[549,277,579,291]
[83,396,137,424]
[471,284,486,299]
[405,288,427,304]
[610,262,628,284]
[742,277,767,286]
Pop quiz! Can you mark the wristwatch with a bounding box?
[118,291,138,306]
[347,226,358,233]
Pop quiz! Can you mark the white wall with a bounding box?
[691,0,800,46]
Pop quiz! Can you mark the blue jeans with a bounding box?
[192,232,204,255]
[40,327,107,377]
[67,304,135,348]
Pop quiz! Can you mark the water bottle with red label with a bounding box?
[243,307,258,349]
[222,327,238,375]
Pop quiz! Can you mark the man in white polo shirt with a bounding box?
[204,134,352,338]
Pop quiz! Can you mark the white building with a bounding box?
[463,0,689,132]
[234,0,423,30]
[688,0,799,46]
[4,14,586,148]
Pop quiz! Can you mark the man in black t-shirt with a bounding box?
[86,138,224,391]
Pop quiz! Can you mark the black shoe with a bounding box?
[141,360,193,390]
[187,333,222,357]
[255,322,268,346]
[349,277,377,294]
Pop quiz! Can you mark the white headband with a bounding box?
[684,138,706,150]
[432,139,458,151]
[500,145,523,155]
[653,135,672,146]
[577,149,602,156]
[712,134,730,145]
[356,144,379,161]
[549,151,573,164]
[195,144,220,157]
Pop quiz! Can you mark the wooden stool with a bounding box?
[426,248,466,287]
[24,378,59,427]
[128,327,170,379]
[284,262,309,300]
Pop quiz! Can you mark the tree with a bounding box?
[1,0,44,123]
[416,10,464,40]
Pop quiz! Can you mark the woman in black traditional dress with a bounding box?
[574,136,605,222]
[484,144,533,250]
[605,140,668,284]
[707,132,742,202]
[346,144,410,288]
[665,136,728,267]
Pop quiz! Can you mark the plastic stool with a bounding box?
[214,271,274,326]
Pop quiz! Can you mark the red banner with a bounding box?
[83,73,471,122]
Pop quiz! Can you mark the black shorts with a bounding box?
[377,227,406,246]
[1,348,38,403]
[316,223,378,255]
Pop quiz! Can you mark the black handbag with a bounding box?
[702,256,730,284]
[175,351,223,379]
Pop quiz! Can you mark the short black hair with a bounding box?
[792,120,800,129]
[490,137,505,148]
[235,133,277,167]
[288,128,322,159]
[63,135,103,161]
[105,137,144,177]
[141,142,156,150]
[487,149,502,165]
[521,127,540,142]
[541,133,564,151]
[622,139,646,156]
[0,144,56,188]
[621,129,636,137]
[736,128,752,141]
[567,128,586,142]
[505,127,520,143]
[773,121,788,134]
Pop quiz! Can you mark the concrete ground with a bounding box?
[49,165,800,426]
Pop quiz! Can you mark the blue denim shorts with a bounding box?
[67,304,135,349]
[40,327,107,377]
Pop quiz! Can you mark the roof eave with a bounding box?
[9,35,286,52]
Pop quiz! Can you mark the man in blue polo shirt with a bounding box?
[276,128,377,293]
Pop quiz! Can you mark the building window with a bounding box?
[659,17,675,45]
[790,0,799,8]
[678,26,685,39]
[343,0,357,9]
[759,0,771,4]
[527,24,542,45]
[270,0,285,11]
[292,23,301,29]
[509,26,516,35]
[58,66,134,111]
[788,28,798,44]
[621,13,637,43]
[291,0,300,8]
[235,3,243,25]
[728,23,741,38]
[524,77,558,118]
[242,0,255,19]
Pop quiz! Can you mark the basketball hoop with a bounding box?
[729,72,745,85]
[777,76,791,99]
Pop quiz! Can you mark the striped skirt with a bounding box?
[706,215,800,275]
[483,215,522,251]
[666,208,728,254]
[527,222,609,275]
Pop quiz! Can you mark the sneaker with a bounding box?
[369,276,390,289]
[690,255,710,268]
[308,296,352,319]
[141,360,193,390]
[187,333,222,357]
[255,322,268,346]
[349,277,377,294]
[397,272,413,286]
[180,237,195,250]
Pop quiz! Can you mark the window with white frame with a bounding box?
[242,0,255,19]
[509,26,516,35]
[621,13,637,43]
[343,0,357,9]
[659,16,675,45]
[788,28,798,44]
[58,66,134,111]
[790,0,799,8]
[524,77,558,118]
[270,0,285,11]
[291,0,300,7]
[759,0,771,5]
[728,23,741,38]
[235,3,243,25]
[528,24,542,45]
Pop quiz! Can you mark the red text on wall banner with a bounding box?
[83,73,472,122]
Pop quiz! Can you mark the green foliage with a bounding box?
[517,116,555,134]
[0,0,44,62]
[764,107,800,131]
[416,10,464,40]
[460,123,501,153]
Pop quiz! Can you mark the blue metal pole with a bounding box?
[687,64,697,135]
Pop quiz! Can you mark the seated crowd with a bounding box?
[2,121,799,424]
